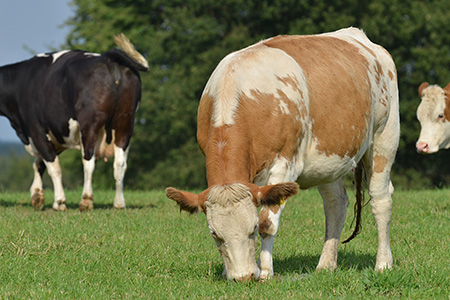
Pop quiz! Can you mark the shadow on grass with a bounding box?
[210,251,376,281]
[0,199,29,207]
[0,199,155,210]
[273,251,375,275]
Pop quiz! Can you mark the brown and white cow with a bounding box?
[416,82,450,153]
[166,28,400,281]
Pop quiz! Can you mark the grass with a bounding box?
[0,188,449,299]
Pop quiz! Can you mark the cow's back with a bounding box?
[197,28,398,187]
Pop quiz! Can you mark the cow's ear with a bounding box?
[248,182,299,207]
[165,188,207,214]
[444,83,450,97]
[418,82,429,97]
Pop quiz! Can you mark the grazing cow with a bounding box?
[416,82,450,153]
[166,28,400,281]
[0,34,148,211]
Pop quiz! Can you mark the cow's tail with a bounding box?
[104,33,149,72]
[342,160,365,244]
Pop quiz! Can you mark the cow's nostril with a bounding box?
[416,142,429,153]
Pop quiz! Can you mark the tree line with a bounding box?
[1,0,449,191]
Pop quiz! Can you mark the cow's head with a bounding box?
[165,182,298,282]
[416,82,450,153]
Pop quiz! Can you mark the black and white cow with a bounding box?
[0,34,148,211]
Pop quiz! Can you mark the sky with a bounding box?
[0,0,73,143]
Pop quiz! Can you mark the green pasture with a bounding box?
[0,188,449,299]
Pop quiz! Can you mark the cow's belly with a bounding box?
[25,119,113,159]
[254,141,367,189]
[296,152,358,189]
[295,132,370,188]
[46,118,82,152]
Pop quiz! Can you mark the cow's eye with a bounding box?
[438,114,444,120]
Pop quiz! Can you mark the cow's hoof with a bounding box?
[258,270,273,281]
[79,195,94,211]
[52,201,67,211]
[31,190,45,211]
[113,204,126,210]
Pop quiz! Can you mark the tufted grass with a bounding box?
[0,188,449,299]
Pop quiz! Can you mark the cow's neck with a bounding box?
[205,125,256,187]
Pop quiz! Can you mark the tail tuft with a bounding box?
[113,33,149,71]
[342,161,365,244]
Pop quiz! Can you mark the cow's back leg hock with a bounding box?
[316,179,349,271]
[30,158,46,210]
[113,145,128,209]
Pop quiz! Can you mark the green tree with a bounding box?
[58,0,449,190]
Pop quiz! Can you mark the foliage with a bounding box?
[0,189,449,298]
[1,0,449,190]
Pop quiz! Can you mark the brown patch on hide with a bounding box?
[388,71,394,81]
[201,87,305,186]
[264,35,371,158]
[373,155,388,173]
[258,209,273,239]
[197,93,214,153]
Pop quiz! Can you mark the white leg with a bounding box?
[363,110,399,271]
[44,157,66,211]
[366,168,393,271]
[113,145,128,209]
[79,155,95,211]
[30,158,45,210]
[258,202,286,279]
[316,179,348,271]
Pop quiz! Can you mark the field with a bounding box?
[0,188,449,299]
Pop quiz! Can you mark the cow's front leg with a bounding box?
[30,158,46,210]
[80,156,95,211]
[258,202,286,279]
[44,157,67,211]
[113,145,128,209]
[316,180,348,271]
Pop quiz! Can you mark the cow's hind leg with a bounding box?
[30,158,46,210]
[363,150,395,271]
[363,117,399,271]
[79,155,95,211]
[79,127,99,211]
[316,179,349,271]
[113,145,128,209]
[44,157,67,211]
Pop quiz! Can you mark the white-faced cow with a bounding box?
[0,34,148,211]
[166,27,400,281]
[416,82,450,153]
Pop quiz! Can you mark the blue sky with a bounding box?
[0,0,73,142]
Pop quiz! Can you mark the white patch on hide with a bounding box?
[204,42,309,128]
